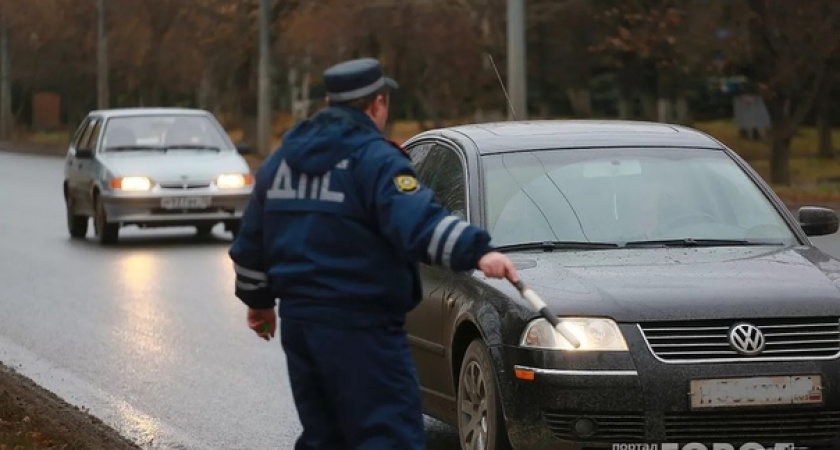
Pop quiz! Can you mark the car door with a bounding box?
[75,117,103,214]
[421,143,472,402]
[404,143,446,395]
[65,118,92,211]
[405,140,470,410]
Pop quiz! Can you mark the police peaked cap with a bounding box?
[323,58,399,103]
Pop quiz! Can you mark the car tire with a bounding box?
[458,339,512,450]
[226,220,240,239]
[65,195,88,239]
[94,196,119,245]
[195,224,214,237]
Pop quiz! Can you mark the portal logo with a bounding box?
[612,444,794,450]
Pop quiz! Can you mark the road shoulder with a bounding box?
[0,361,140,449]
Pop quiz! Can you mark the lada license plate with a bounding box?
[161,197,211,209]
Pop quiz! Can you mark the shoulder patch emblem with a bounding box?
[394,175,419,193]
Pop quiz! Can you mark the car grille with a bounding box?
[159,182,211,190]
[664,410,840,444]
[542,410,840,446]
[150,207,228,215]
[638,317,840,362]
[543,411,645,442]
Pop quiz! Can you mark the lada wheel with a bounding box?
[195,224,214,237]
[94,196,119,245]
[65,195,89,238]
[225,220,240,239]
[458,339,512,450]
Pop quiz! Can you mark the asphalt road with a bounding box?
[0,151,459,450]
[1,151,839,450]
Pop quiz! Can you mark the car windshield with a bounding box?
[101,115,230,152]
[482,147,798,247]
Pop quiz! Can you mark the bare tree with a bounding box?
[741,0,840,184]
[97,0,108,109]
[0,3,11,138]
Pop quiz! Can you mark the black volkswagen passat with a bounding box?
[402,120,840,450]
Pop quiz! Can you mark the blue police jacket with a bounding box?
[228,106,493,327]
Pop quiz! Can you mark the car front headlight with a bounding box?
[520,317,628,351]
[111,176,152,192]
[216,173,253,189]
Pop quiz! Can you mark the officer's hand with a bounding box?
[477,251,519,283]
[247,307,277,341]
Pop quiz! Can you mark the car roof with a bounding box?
[420,120,727,155]
[87,107,214,119]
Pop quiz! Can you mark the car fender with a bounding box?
[449,277,534,429]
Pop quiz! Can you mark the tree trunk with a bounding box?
[197,69,214,111]
[0,14,11,139]
[675,95,692,126]
[617,97,632,119]
[770,129,792,186]
[640,93,657,121]
[539,101,550,119]
[657,98,672,123]
[241,116,258,148]
[416,92,443,129]
[817,98,834,159]
[566,88,592,118]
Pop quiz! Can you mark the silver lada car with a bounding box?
[62,107,254,244]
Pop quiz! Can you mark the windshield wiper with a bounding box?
[106,145,165,152]
[624,238,785,248]
[162,144,220,152]
[496,241,621,252]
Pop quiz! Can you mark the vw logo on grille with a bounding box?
[728,323,766,355]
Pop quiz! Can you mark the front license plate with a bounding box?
[690,375,822,409]
[161,196,211,209]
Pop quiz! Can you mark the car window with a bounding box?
[409,143,434,174]
[82,119,103,152]
[70,118,91,149]
[76,119,100,151]
[482,148,797,246]
[101,115,231,151]
[418,144,467,219]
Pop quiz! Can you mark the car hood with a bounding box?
[100,150,250,183]
[494,245,840,322]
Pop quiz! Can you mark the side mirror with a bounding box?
[75,148,93,158]
[235,143,252,155]
[798,206,839,236]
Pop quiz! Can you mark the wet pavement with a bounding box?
[0,152,459,449]
[1,151,839,449]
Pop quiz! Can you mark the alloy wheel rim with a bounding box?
[460,360,489,450]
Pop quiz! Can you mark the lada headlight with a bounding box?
[111,176,153,191]
[520,317,628,351]
[216,173,253,189]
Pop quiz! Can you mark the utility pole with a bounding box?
[507,0,526,120]
[257,0,271,156]
[97,0,108,109]
[0,5,10,139]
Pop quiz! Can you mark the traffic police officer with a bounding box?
[229,57,519,450]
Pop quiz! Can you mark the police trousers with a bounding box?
[280,317,426,450]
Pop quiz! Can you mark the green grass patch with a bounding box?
[25,131,71,144]
[693,119,840,161]
[694,120,840,203]
[771,184,840,204]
